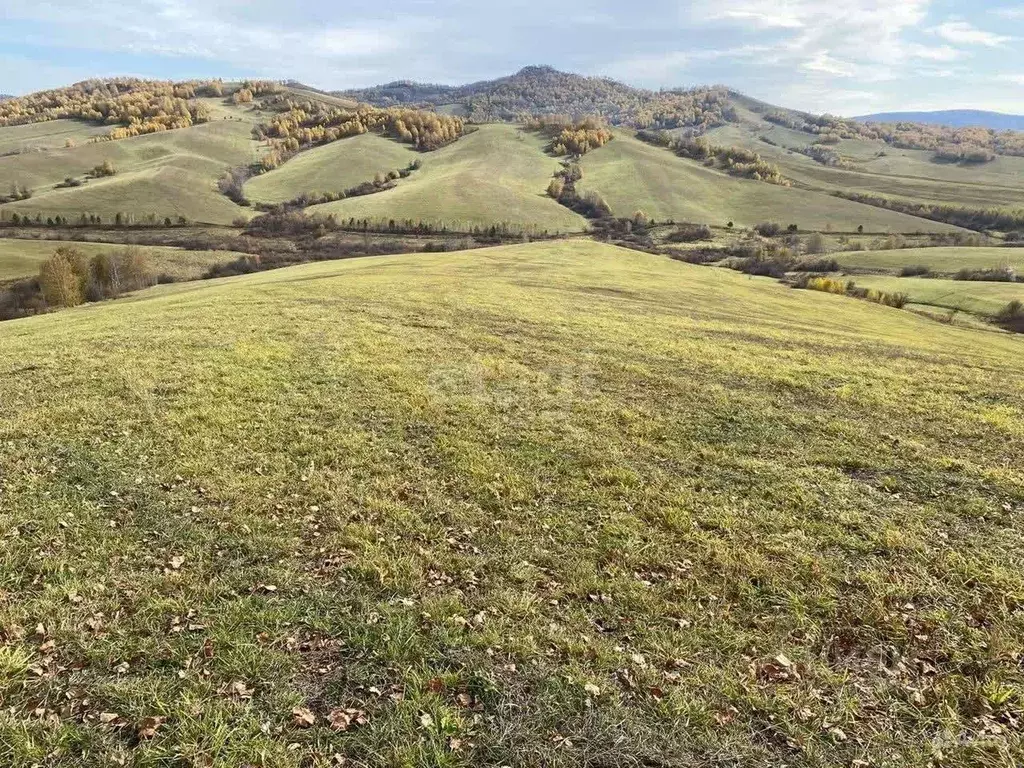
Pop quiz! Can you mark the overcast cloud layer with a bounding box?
[1,0,1022,115]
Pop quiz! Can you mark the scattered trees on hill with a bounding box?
[0,78,215,140]
[37,246,154,309]
[524,115,613,155]
[255,98,467,158]
[341,67,737,131]
[764,107,1024,158]
[637,130,789,185]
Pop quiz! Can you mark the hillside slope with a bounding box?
[245,133,419,205]
[2,240,1023,766]
[577,132,960,231]
[308,124,586,232]
[0,102,259,225]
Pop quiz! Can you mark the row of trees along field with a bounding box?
[524,115,613,155]
[253,98,466,170]
[638,130,789,185]
[764,109,1024,158]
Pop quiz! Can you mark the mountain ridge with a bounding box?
[855,109,1024,131]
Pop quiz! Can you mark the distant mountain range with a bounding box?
[855,110,1024,131]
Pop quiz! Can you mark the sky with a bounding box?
[1,0,1022,116]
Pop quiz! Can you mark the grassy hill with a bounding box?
[706,122,1024,211]
[0,103,259,226]
[576,132,960,232]
[0,238,247,282]
[308,124,587,232]
[2,240,1023,766]
[245,133,419,205]
[0,119,112,155]
[850,274,1024,317]
[834,246,1024,275]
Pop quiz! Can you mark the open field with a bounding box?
[849,274,1024,317]
[245,134,419,204]
[576,132,961,232]
[0,238,247,282]
[0,115,258,226]
[309,124,587,232]
[0,119,112,156]
[1,241,1022,766]
[835,246,1024,275]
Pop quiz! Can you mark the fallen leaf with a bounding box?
[169,555,185,570]
[584,683,601,697]
[99,712,120,724]
[419,712,434,729]
[137,715,165,739]
[291,707,316,728]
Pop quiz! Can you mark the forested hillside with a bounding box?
[339,66,737,129]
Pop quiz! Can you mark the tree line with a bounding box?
[832,191,1024,232]
[253,96,467,170]
[0,246,159,320]
[0,78,222,139]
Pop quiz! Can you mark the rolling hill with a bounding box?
[576,131,960,232]
[245,133,419,205]
[306,124,586,232]
[0,100,260,225]
[856,110,1024,131]
[2,240,1023,765]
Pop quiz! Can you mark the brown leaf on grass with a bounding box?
[291,707,316,728]
[169,555,185,570]
[137,715,165,739]
[427,677,445,693]
[98,712,120,724]
[455,692,475,708]
[203,639,215,658]
[327,708,368,731]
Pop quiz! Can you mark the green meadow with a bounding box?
[576,132,960,232]
[308,125,587,232]
[1,241,1022,766]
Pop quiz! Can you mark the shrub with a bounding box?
[955,266,1017,282]
[806,276,847,295]
[804,232,828,254]
[667,224,713,243]
[797,257,839,273]
[899,265,931,277]
[754,221,783,237]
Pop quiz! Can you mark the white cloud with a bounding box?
[801,52,856,77]
[992,6,1024,19]
[997,73,1024,85]
[906,44,963,62]
[932,20,1012,47]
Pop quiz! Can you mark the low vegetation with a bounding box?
[637,131,788,185]
[798,275,909,308]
